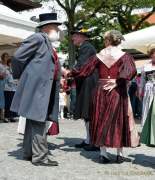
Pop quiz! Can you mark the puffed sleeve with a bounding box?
[116,54,137,87]
[118,54,137,80]
[71,55,99,77]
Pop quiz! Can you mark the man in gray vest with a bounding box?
[10,13,61,166]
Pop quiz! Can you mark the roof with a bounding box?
[0,0,41,11]
[0,4,37,27]
[0,4,37,48]
[138,12,155,24]
[145,13,155,24]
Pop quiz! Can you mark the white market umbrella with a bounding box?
[121,25,155,54]
[0,4,37,46]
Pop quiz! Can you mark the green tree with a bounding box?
[35,0,155,65]
[108,0,155,33]
[76,0,155,51]
[37,0,84,67]
[80,0,155,33]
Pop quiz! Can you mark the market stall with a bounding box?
[121,25,155,54]
[0,4,37,56]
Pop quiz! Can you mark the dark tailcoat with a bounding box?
[10,32,60,123]
[74,40,98,120]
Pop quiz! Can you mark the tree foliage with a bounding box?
[82,0,155,32]
[34,0,155,66]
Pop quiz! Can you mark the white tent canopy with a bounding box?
[121,25,155,54]
[0,4,37,55]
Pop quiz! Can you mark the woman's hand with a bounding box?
[61,67,71,78]
[66,70,72,78]
[103,79,117,92]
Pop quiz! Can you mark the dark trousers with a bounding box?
[70,88,76,115]
[23,119,48,163]
[4,91,17,118]
[130,95,136,117]
[135,97,142,118]
[63,106,69,118]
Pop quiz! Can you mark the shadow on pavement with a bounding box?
[49,137,132,164]
[8,143,23,160]
[129,154,155,169]
[48,137,84,152]
[8,137,84,160]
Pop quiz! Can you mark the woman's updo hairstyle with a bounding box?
[104,30,125,46]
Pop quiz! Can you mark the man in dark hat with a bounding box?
[10,13,62,166]
[71,27,99,151]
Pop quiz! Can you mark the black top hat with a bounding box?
[37,13,62,28]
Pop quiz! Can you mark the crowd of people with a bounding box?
[59,65,76,120]
[0,12,154,167]
[0,52,18,123]
[140,48,155,146]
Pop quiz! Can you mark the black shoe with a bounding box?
[9,118,16,122]
[3,118,9,123]
[99,155,110,164]
[116,155,124,164]
[75,141,89,148]
[83,145,100,151]
[23,156,32,161]
[137,143,141,147]
[32,159,58,166]
[116,155,131,164]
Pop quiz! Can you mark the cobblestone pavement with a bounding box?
[0,119,155,180]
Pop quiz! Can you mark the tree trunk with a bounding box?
[67,11,76,68]
[68,33,75,68]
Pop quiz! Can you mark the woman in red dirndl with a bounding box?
[69,30,139,163]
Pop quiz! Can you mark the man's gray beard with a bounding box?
[51,41,60,48]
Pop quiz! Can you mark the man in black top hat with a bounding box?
[71,27,99,151]
[10,13,62,166]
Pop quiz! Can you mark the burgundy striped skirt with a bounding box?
[89,79,132,148]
